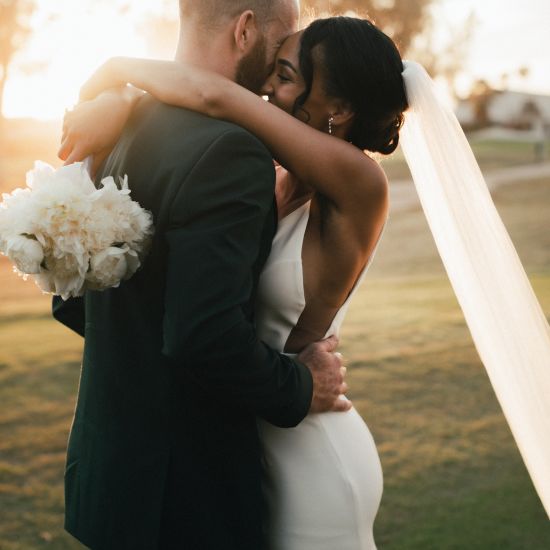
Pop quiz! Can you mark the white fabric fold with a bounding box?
[400,60,550,518]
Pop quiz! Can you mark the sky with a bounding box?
[437,0,550,97]
[3,0,550,120]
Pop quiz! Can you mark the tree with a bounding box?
[300,0,436,53]
[0,0,35,122]
[469,79,496,128]
[518,66,530,80]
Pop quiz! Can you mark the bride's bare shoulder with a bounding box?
[335,142,390,207]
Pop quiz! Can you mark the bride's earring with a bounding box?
[328,116,334,135]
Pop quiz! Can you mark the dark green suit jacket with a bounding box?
[53,97,313,550]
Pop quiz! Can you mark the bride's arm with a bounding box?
[67,57,388,221]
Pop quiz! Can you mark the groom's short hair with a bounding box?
[179,0,287,27]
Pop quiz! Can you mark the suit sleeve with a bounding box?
[162,129,313,428]
[52,296,85,337]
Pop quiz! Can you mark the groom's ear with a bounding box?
[233,10,260,55]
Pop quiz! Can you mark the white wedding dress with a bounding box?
[256,200,383,550]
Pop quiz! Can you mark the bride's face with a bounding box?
[261,32,332,132]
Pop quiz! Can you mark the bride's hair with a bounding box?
[295,17,408,155]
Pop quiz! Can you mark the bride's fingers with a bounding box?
[339,382,349,394]
[58,137,72,161]
[61,122,72,145]
[64,144,87,165]
[61,110,77,145]
[61,119,69,143]
[79,81,98,103]
[63,107,71,125]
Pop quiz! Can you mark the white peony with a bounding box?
[0,160,154,299]
[5,235,44,274]
[87,246,131,290]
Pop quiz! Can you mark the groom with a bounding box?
[53,1,348,549]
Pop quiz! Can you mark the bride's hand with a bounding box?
[79,57,126,102]
[58,87,137,175]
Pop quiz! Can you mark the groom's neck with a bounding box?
[175,26,237,83]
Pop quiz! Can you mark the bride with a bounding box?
[61,13,550,550]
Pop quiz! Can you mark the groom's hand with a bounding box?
[299,336,352,413]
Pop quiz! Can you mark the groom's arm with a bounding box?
[162,128,313,428]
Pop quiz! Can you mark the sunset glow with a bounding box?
[3,0,550,120]
[4,0,178,120]
[438,0,550,98]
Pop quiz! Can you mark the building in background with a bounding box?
[456,88,550,160]
[457,89,550,128]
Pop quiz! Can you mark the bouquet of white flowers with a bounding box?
[0,160,154,300]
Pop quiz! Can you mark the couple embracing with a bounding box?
[57,1,396,547]
[54,0,550,548]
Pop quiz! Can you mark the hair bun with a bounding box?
[376,133,400,155]
[352,112,404,155]
[374,114,405,155]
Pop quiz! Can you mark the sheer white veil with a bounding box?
[399,60,550,518]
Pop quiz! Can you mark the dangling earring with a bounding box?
[328,116,334,135]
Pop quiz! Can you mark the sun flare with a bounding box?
[3,0,550,121]
[3,0,178,120]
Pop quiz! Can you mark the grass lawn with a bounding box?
[344,176,550,548]
[1,121,549,548]
[380,138,550,181]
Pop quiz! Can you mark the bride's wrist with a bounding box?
[89,86,134,118]
[79,56,129,102]
[120,84,145,105]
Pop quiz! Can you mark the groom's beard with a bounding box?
[236,36,268,95]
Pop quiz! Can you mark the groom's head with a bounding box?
[178,0,300,94]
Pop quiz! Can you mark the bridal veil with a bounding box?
[399,61,550,518]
